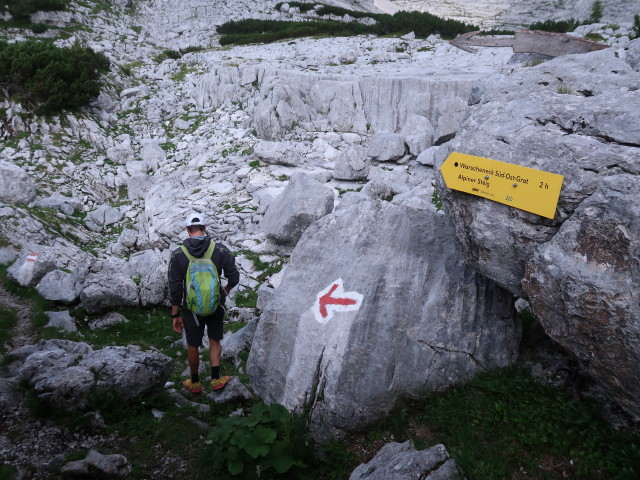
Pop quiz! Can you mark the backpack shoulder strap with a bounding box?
[179,244,196,262]
[204,241,216,260]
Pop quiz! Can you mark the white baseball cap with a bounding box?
[185,213,206,227]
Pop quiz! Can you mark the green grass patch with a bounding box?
[418,366,640,480]
[585,32,605,42]
[235,289,258,309]
[529,18,583,33]
[0,306,17,354]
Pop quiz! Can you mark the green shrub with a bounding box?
[218,9,477,46]
[529,18,583,33]
[590,0,604,23]
[0,40,110,115]
[207,402,314,479]
[3,0,67,21]
[30,22,49,33]
[632,14,640,40]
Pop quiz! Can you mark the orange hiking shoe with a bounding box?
[211,376,231,391]
[183,378,203,394]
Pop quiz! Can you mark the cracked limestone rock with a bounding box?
[261,172,334,246]
[349,441,460,480]
[435,43,640,297]
[523,174,640,422]
[248,200,520,440]
[0,161,36,205]
[16,341,172,410]
[61,449,132,478]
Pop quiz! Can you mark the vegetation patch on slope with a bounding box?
[0,39,110,114]
[218,4,478,45]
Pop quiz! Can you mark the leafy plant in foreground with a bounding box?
[207,402,313,479]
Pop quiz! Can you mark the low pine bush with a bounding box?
[217,7,477,45]
[3,0,67,22]
[529,18,583,33]
[0,40,110,115]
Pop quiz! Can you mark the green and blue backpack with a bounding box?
[180,242,221,316]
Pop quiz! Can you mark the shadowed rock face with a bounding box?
[436,40,640,421]
[248,200,520,440]
[435,43,640,298]
[523,175,640,420]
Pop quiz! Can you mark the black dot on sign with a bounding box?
[454,162,459,167]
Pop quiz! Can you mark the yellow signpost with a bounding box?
[440,152,564,219]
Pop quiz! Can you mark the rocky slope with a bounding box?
[1,0,639,473]
[387,0,638,29]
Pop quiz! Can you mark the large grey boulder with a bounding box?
[435,45,640,297]
[400,114,435,156]
[261,173,334,246]
[80,274,139,314]
[366,131,406,162]
[138,265,168,306]
[349,441,459,480]
[0,161,36,205]
[333,145,369,181]
[17,342,172,410]
[434,44,640,422]
[523,174,640,421]
[248,200,519,440]
[106,142,134,165]
[7,251,56,287]
[86,205,124,230]
[36,270,81,304]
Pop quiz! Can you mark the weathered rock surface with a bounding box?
[523,175,640,421]
[206,377,254,404]
[435,42,640,297]
[0,161,36,205]
[80,274,139,314]
[261,173,335,246]
[45,311,77,333]
[248,200,520,439]
[435,41,640,421]
[60,449,132,478]
[333,145,369,181]
[89,312,129,331]
[15,341,173,410]
[7,251,56,287]
[349,441,460,480]
[36,270,81,304]
[366,131,406,162]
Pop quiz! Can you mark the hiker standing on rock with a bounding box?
[168,213,240,393]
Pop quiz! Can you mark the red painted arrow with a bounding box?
[319,283,357,318]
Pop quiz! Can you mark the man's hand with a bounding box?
[172,317,184,334]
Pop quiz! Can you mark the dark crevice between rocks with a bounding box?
[536,118,640,148]
[417,340,486,370]
[433,132,456,146]
[308,346,326,408]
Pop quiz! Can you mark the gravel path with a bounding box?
[0,283,37,348]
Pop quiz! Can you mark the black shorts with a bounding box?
[182,305,225,347]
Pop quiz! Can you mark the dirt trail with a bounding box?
[0,283,36,348]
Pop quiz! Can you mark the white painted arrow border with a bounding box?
[313,278,363,324]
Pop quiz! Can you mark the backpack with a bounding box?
[180,242,220,316]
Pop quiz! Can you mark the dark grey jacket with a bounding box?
[167,236,240,307]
